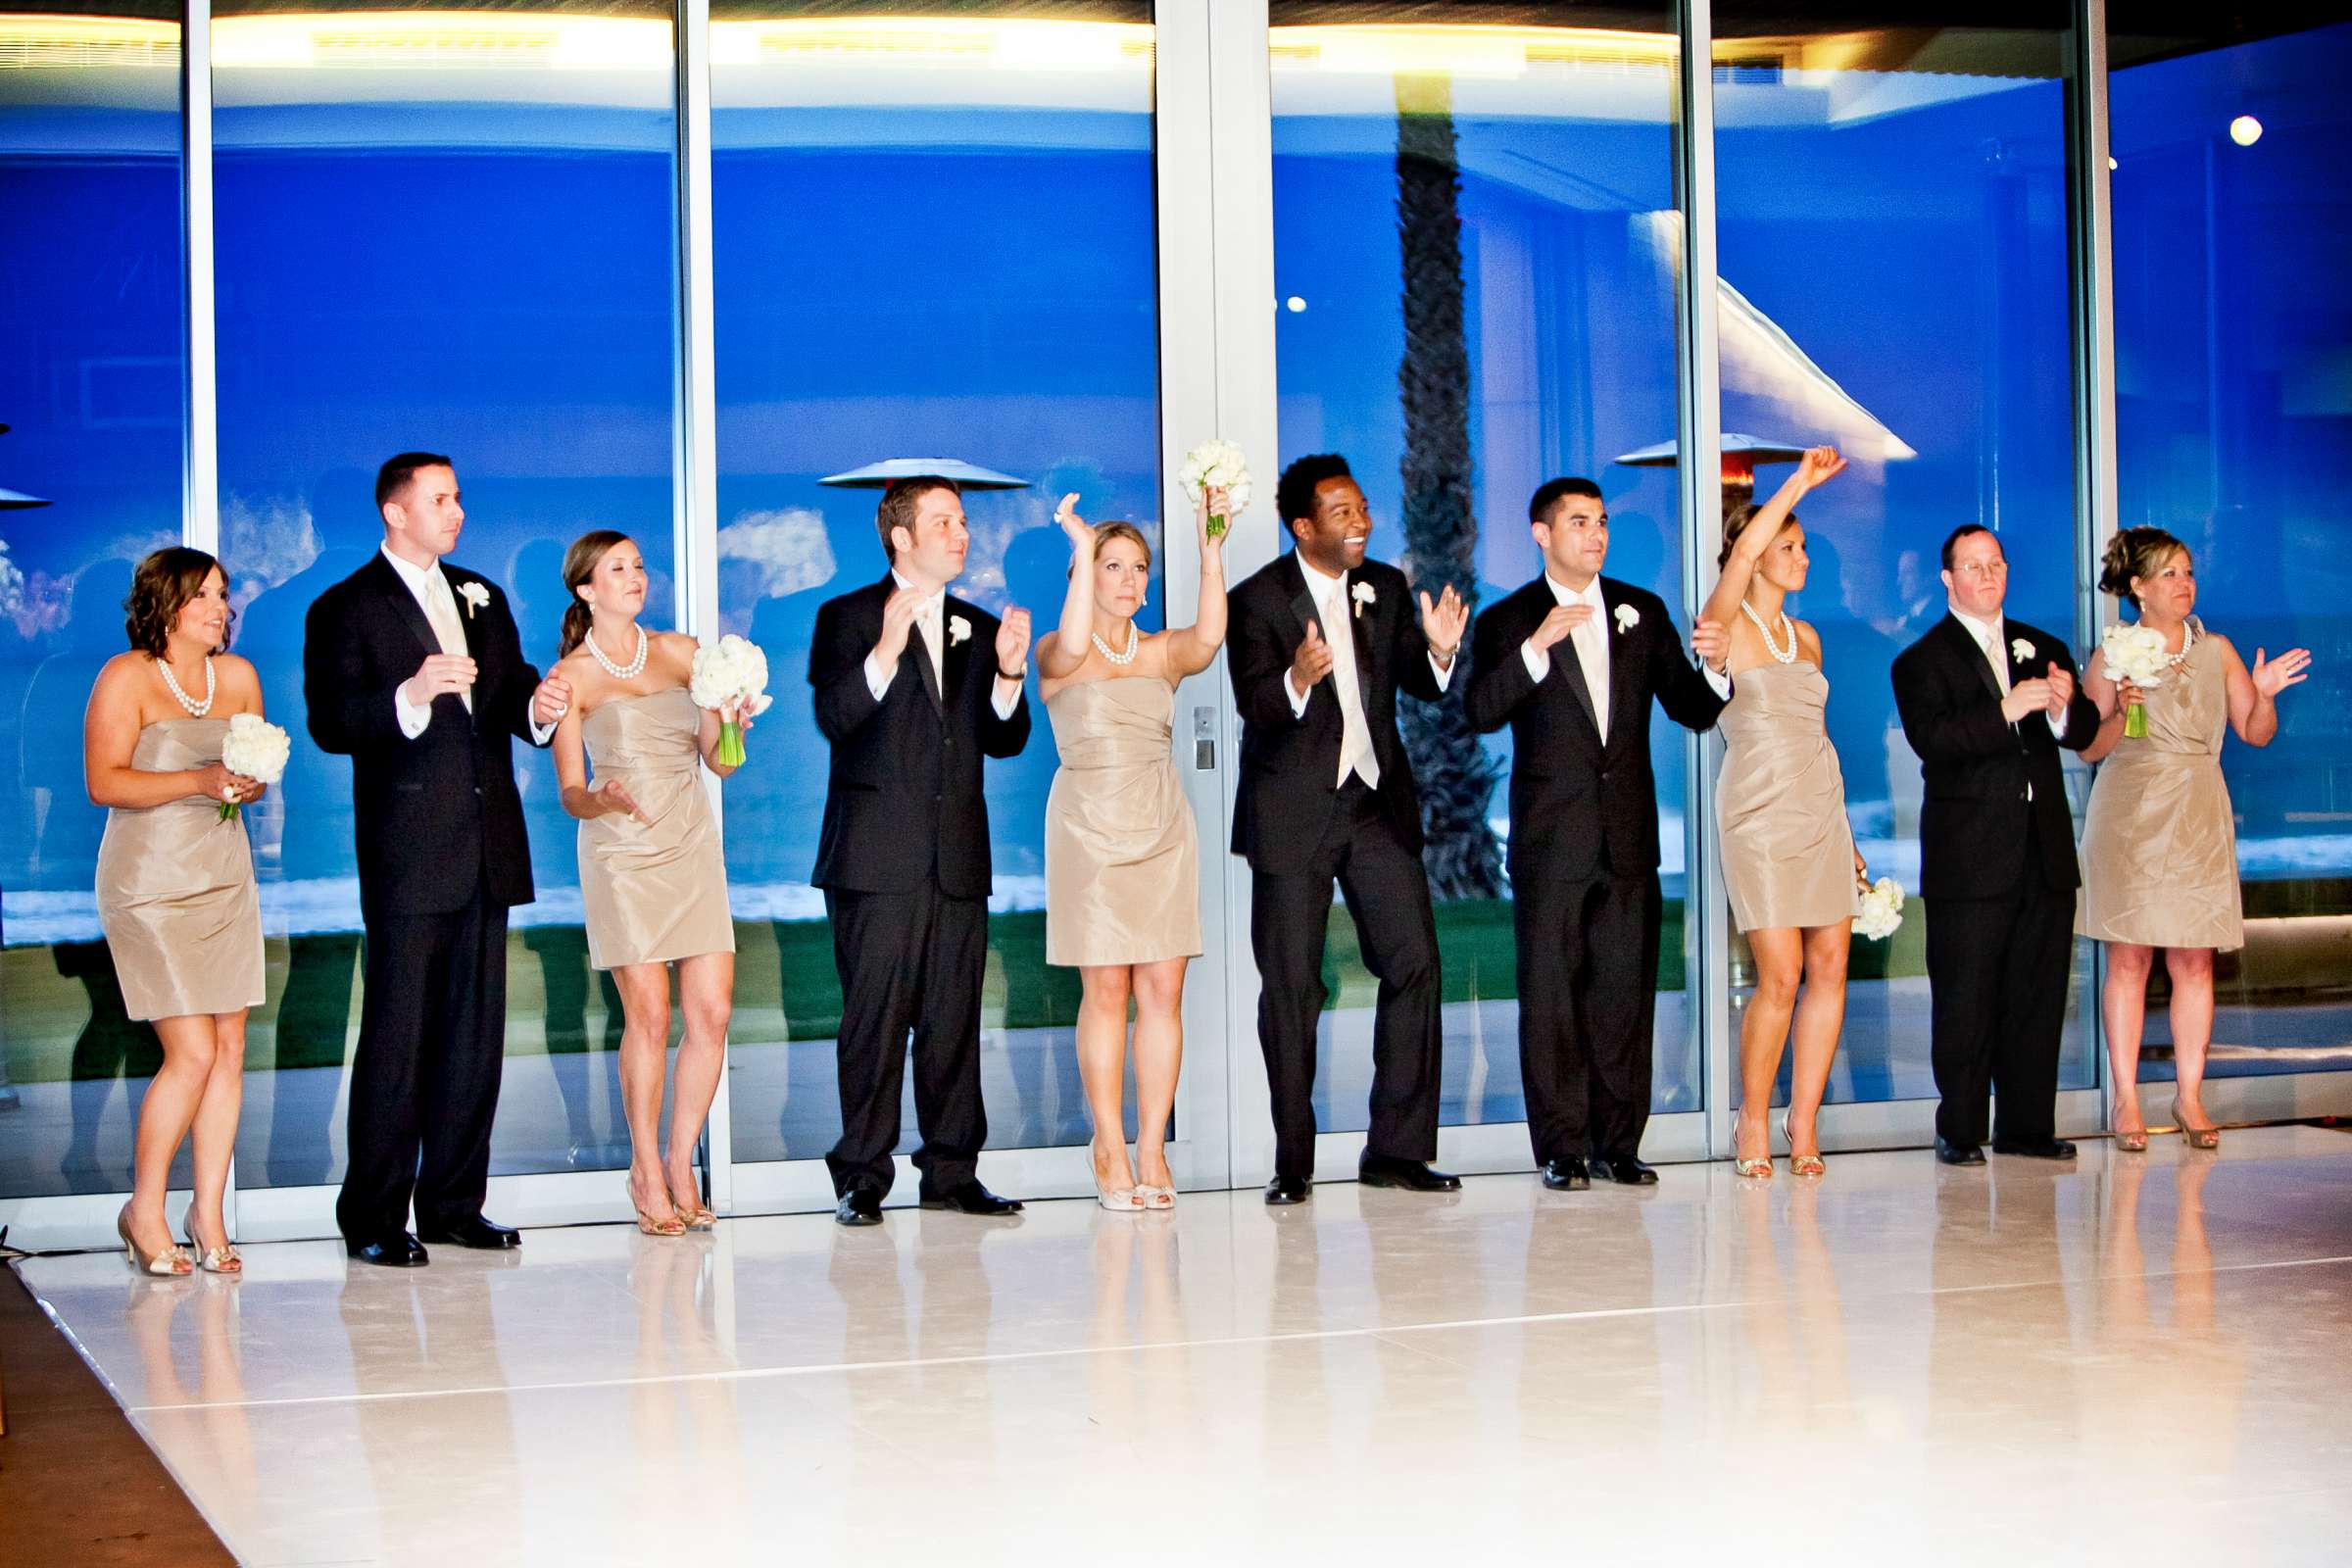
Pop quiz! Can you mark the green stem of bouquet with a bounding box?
[2124,701,2148,740]
[715,720,746,768]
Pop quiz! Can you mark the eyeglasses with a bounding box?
[1952,560,2008,579]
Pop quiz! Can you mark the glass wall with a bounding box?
[1267,1,1695,1133]
[1711,4,2094,1108]
[710,2,1161,1163]
[210,0,681,1187]
[0,0,187,1197]
[2110,16,2352,1083]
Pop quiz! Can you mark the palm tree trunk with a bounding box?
[1395,72,1503,901]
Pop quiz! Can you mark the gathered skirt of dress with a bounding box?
[96,717,267,1021]
[1044,678,1201,967]
[2079,627,2242,951]
[1715,661,1857,932]
[578,690,736,970]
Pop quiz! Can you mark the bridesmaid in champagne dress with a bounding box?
[86,549,269,1275]
[1039,487,1228,1210]
[1698,447,1869,1180]
[2079,527,2310,1152]
[552,532,746,1235]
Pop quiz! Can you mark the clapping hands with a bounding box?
[996,607,1033,677]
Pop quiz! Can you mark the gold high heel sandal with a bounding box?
[118,1204,191,1277]
[2112,1120,2149,1153]
[2174,1100,2221,1151]
[625,1178,688,1236]
[1730,1113,1772,1180]
[183,1221,243,1275]
[1779,1112,1826,1178]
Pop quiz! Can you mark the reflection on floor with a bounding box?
[19,1126,2352,1564]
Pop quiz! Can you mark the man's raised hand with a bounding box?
[996,607,1033,675]
[1419,582,1468,662]
[404,653,477,710]
[873,585,922,669]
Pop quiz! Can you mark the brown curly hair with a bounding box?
[123,547,232,658]
[1719,501,1799,568]
[2097,526,2187,610]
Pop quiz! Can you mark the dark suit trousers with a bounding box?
[1250,779,1442,1181]
[339,891,509,1242]
[825,881,988,1199]
[1515,868,1661,1162]
[1926,815,2075,1147]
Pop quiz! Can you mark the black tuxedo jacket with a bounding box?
[1464,575,1727,882]
[1227,554,1444,877]
[1890,612,2099,900]
[808,575,1031,900]
[302,552,546,919]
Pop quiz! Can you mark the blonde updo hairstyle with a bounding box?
[2097,526,2186,611]
[558,529,632,660]
[1074,519,1153,577]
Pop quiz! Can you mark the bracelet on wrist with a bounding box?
[998,665,1024,681]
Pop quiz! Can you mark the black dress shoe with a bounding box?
[1587,1153,1658,1186]
[834,1189,883,1227]
[416,1215,521,1250]
[1540,1156,1590,1192]
[1357,1153,1461,1192]
[918,1180,1024,1216]
[1991,1136,2079,1160]
[345,1233,429,1268]
[1263,1175,1311,1205]
[1936,1137,1986,1166]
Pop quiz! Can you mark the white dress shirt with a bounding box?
[863,569,1023,720]
[1283,558,1455,788]
[1520,573,1731,743]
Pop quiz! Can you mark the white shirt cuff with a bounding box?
[394,685,430,739]
[2045,710,2066,739]
[864,653,896,703]
[1703,662,1733,699]
[528,714,558,747]
[1521,640,1551,683]
[1428,651,1455,692]
[1287,671,1313,718]
[992,678,1022,721]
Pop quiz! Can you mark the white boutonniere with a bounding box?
[457,580,490,620]
[1614,603,1640,633]
[2010,636,2034,662]
[948,614,970,646]
[1350,581,1376,620]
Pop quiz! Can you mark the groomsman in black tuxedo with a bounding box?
[1890,524,2099,1166]
[1228,454,1470,1204]
[808,476,1033,1226]
[1465,477,1730,1189]
[304,453,570,1267]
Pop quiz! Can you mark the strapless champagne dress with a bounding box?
[2079,624,2241,951]
[1045,677,1200,966]
[95,717,267,1021]
[1715,662,1858,932]
[579,689,735,970]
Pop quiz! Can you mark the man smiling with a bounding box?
[1226,453,1470,1204]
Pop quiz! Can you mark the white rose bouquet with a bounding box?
[1179,439,1252,540]
[2100,622,2171,739]
[689,633,772,767]
[217,712,290,822]
[1852,875,1905,943]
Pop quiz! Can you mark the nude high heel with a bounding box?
[183,1219,243,1275]
[2174,1099,2221,1151]
[119,1203,191,1277]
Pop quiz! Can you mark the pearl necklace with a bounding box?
[2162,620,2197,673]
[1740,599,1798,665]
[586,623,648,681]
[158,655,216,716]
[1091,622,1141,666]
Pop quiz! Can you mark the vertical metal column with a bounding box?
[1674,0,1731,1159]
[2068,0,2119,1128]
[184,0,218,558]
[673,0,730,1213]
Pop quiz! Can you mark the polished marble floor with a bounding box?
[19,1126,2352,1566]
